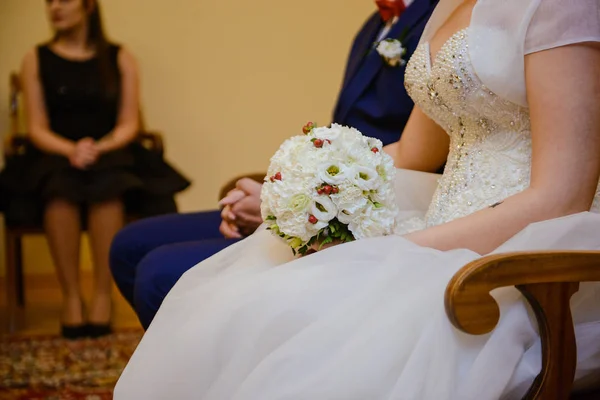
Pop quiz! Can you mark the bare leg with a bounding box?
[87,198,125,324]
[44,199,84,326]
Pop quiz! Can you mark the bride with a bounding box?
[115,0,600,398]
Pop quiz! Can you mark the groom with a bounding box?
[110,0,439,329]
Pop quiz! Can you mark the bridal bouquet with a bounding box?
[260,122,398,255]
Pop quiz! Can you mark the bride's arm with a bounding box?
[404,43,600,255]
[383,106,449,172]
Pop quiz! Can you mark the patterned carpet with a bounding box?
[0,330,142,400]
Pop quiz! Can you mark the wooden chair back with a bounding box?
[4,71,163,156]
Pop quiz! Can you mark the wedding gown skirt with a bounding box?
[116,22,600,398]
[115,170,600,400]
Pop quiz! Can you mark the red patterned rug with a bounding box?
[0,330,142,400]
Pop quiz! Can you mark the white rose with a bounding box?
[340,139,371,167]
[311,196,337,223]
[317,162,352,185]
[313,125,342,142]
[339,126,367,147]
[296,144,332,167]
[331,185,368,224]
[369,185,394,206]
[353,166,382,190]
[288,193,312,213]
[376,39,407,67]
[376,160,395,182]
[348,207,397,239]
[376,39,403,58]
[278,212,313,241]
[367,137,383,152]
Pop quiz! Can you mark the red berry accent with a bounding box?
[308,215,318,224]
[371,147,379,153]
[270,176,275,182]
[313,139,324,148]
[332,186,339,194]
[274,172,282,180]
[302,122,315,134]
[323,185,332,195]
[317,188,324,195]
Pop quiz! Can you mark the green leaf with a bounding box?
[319,236,334,250]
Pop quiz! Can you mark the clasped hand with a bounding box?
[69,137,99,169]
[219,178,263,239]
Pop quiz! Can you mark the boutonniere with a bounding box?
[375,38,407,67]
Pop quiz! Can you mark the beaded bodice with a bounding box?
[402,29,600,229]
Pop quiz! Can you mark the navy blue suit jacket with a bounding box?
[333,0,438,146]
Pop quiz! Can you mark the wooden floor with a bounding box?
[0,272,141,335]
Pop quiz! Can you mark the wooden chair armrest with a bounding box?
[137,131,164,155]
[445,251,600,334]
[4,134,30,157]
[445,251,600,399]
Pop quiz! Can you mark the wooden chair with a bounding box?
[2,72,165,332]
[446,251,600,399]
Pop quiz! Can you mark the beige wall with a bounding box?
[0,0,374,274]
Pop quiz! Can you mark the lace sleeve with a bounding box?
[525,0,600,55]
[466,0,600,108]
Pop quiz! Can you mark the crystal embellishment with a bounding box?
[398,28,600,233]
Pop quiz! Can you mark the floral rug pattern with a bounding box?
[0,330,142,399]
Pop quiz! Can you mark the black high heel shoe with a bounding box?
[61,324,89,340]
[86,323,112,338]
[61,298,87,340]
[86,297,113,338]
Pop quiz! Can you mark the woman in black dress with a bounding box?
[0,0,189,338]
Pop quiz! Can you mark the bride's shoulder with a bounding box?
[524,0,600,54]
[470,0,600,53]
[466,0,599,107]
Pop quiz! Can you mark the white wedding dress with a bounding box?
[115,0,600,399]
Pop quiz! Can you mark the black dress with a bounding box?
[0,44,191,226]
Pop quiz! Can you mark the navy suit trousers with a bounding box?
[109,211,239,329]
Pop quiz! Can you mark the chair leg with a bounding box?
[5,231,19,332]
[15,235,25,306]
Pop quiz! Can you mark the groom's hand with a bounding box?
[218,178,263,238]
[219,189,244,238]
[231,179,263,234]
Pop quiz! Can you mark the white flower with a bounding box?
[332,185,368,224]
[367,137,383,152]
[376,39,407,67]
[278,212,313,242]
[349,212,388,239]
[312,125,342,142]
[349,205,397,239]
[353,166,381,190]
[311,196,337,223]
[288,193,312,213]
[317,162,352,185]
[261,122,399,253]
